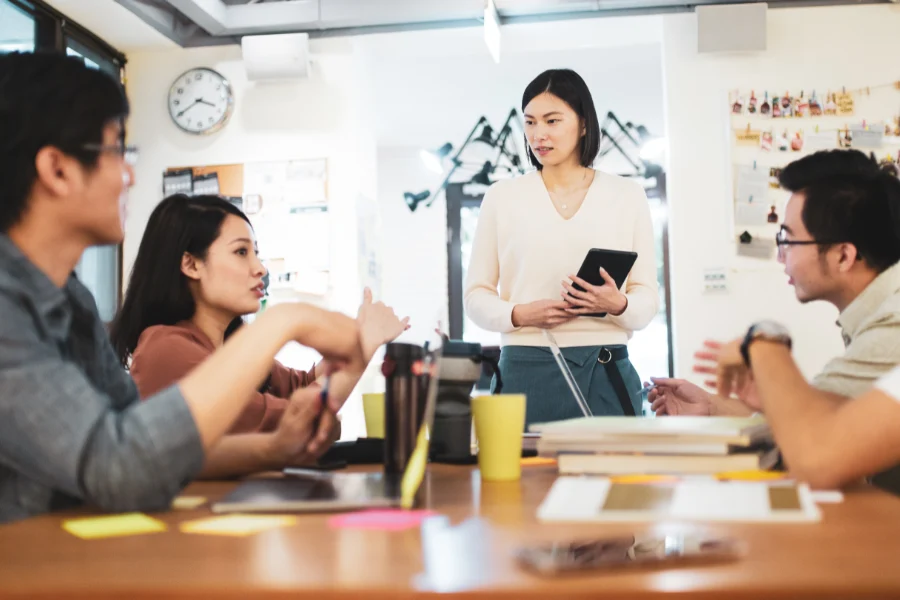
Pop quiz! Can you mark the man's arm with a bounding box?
[0,300,360,513]
[749,341,900,488]
[709,393,754,416]
[0,362,205,513]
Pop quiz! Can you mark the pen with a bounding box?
[318,373,331,410]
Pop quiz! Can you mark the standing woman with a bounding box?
[464,69,658,425]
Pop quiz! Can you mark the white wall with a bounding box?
[361,18,666,149]
[124,39,378,436]
[661,4,900,380]
[377,148,451,341]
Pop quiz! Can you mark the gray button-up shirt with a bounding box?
[0,235,204,524]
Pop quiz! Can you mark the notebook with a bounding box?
[531,415,772,448]
[538,439,741,456]
[537,476,821,523]
[556,446,780,475]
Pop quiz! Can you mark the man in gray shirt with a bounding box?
[0,53,363,523]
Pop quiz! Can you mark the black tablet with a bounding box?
[569,248,638,317]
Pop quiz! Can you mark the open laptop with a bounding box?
[211,342,443,513]
[542,329,593,418]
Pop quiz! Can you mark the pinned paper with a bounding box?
[836,90,854,115]
[735,235,776,260]
[805,129,838,151]
[850,122,884,149]
[327,509,438,532]
[180,514,297,537]
[735,127,762,146]
[735,164,769,204]
[171,496,207,510]
[62,513,167,540]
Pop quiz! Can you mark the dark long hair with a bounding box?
[521,69,601,170]
[110,194,252,366]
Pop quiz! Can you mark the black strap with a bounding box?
[600,348,636,416]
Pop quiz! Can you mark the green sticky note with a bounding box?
[62,513,167,540]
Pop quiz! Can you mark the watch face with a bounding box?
[167,68,234,135]
[754,321,789,338]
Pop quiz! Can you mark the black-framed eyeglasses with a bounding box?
[81,143,139,166]
[775,227,844,256]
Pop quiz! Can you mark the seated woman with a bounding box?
[109,194,408,476]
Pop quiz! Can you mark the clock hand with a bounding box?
[197,98,216,108]
[177,99,201,118]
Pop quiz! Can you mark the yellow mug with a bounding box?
[362,392,385,439]
[472,394,526,481]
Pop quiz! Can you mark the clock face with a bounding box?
[167,68,234,135]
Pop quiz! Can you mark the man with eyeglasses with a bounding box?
[652,150,900,490]
[0,52,367,523]
[651,151,900,419]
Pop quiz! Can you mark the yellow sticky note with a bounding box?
[608,474,679,485]
[716,470,789,481]
[180,514,297,537]
[62,513,167,540]
[171,496,207,510]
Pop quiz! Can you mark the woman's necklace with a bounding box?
[543,168,592,212]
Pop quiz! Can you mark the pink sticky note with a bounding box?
[327,509,438,531]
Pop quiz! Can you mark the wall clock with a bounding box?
[167,67,234,135]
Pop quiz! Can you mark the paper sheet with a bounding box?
[735,165,770,204]
[805,130,838,151]
[735,201,769,227]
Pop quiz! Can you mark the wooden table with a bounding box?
[3,464,900,599]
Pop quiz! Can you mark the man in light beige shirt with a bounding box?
[809,261,900,397]
[652,150,900,491]
[651,150,900,413]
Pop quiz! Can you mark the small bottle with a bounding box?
[382,342,429,475]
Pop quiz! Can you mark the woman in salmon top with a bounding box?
[110,194,407,474]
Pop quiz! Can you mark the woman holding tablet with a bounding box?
[464,69,658,425]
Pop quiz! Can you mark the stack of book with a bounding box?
[530,415,778,475]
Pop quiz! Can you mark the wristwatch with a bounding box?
[740,321,792,367]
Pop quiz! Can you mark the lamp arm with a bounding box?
[493,108,527,174]
[598,127,643,173]
[602,111,642,148]
[423,116,489,208]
